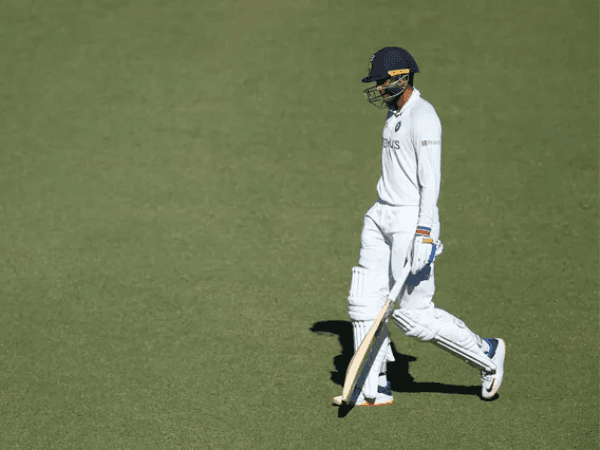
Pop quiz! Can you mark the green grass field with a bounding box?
[1,0,598,448]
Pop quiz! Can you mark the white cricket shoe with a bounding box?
[333,382,394,407]
[481,338,506,399]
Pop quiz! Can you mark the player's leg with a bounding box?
[391,301,496,372]
[388,215,505,395]
[346,205,394,403]
[392,299,506,397]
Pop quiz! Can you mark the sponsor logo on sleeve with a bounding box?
[421,140,441,146]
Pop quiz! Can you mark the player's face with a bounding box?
[363,75,407,110]
[377,78,396,105]
[376,79,392,103]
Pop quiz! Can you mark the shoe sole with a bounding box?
[356,399,394,407]
[333,395,394,407]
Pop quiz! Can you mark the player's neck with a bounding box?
[394,86,413,111]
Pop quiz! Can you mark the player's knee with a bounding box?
[348,298,384,321]
[391,307,439,341]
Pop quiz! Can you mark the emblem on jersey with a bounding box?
[422,140,441,146]
[395,122,401,132]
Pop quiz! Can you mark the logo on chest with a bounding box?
[395,121,401,132]
[382,138,401,150]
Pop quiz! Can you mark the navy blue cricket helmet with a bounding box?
[362,47,419,110]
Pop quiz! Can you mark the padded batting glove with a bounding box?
[410,226,444,275]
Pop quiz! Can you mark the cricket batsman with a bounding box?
[334,47,506,406]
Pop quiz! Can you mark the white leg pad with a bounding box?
[352,320,391,399]
[391,307,496,373]
[347,266,387,321]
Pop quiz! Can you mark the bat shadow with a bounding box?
[310,320,481,408]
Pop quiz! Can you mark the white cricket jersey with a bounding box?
[376,87,442,228]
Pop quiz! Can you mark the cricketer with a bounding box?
[334,47,506,407]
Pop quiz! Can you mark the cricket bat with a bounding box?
[340,263,412,404]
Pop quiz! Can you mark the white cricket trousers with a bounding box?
[358,200,439,309]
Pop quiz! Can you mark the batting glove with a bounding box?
[410,226,444,274]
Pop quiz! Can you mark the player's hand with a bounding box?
[410,226,444,274]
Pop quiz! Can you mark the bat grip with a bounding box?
[388,264,412,304]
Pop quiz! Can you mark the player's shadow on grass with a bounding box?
[310,320,480,397]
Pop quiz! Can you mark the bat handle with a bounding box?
[387,264,412,305]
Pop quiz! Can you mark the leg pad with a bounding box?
[352,320,392,399]
[348,266,387,321]
[391,307,496,373]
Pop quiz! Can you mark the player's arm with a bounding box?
[415,109,442,228]
[410,109,443,274]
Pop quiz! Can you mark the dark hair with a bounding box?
[409,72,415,86]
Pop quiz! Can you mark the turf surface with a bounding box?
[0,0,598,448]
